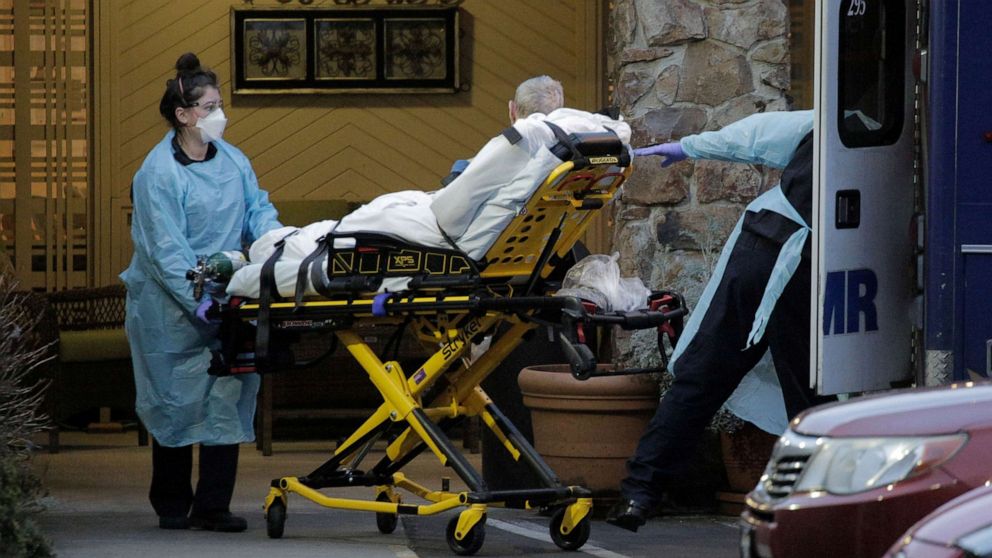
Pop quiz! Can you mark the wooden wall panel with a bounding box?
[2,0,90,290]
[94,0,604,284]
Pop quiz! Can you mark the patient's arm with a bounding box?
[431,134,531,240]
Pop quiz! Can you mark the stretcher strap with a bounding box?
[295,234,328,306]
[257,230,298,370]
[435,220,463,254]
[430,218,482,272]
[545,121,587,168]
[501,126,523,145]
[306,219,343,299]
[372,292,392,316]
[311,240,334,297]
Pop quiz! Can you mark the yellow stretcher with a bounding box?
[204,131,686,555]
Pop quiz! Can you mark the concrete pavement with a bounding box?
[29,431,740,558]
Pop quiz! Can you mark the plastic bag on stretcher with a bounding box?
[554,253,651,313]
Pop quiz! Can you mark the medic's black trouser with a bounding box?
[150,440,239,518]
[620,219,832,509]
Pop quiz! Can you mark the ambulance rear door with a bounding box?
[812,0,917,394]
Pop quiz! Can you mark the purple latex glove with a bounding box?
[195,298,219,324]
[633,142,687,167]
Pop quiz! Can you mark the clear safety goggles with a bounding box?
[188,99,224,114]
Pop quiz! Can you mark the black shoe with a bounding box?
[605,499,651,532]
[158,515,190,530]
[189,511,247,533]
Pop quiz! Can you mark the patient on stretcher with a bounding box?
[224,107,631,299]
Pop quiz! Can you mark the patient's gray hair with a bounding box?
[513,76,564,117]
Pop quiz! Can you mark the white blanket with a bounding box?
[226,108,631,299]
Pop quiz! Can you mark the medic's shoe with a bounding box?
[605,499,650,532]
[189,511,248,532]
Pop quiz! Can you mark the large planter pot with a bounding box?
[720,421,778,492]
[518,364,659,496]
[716,420,779,515]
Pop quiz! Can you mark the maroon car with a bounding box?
[740,381,992,558]
[884,485,992,558]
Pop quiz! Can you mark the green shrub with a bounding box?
[0,269,55,558]
[0,457,51,557]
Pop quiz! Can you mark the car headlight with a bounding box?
[794,433,967,495]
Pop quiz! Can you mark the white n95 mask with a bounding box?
[195,108,227,143]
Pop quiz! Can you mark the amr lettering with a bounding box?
[823,268,879,335]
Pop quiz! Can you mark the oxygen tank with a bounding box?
[203,250,248,283]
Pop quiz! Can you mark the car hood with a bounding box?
[910,485,992,548]
[793,381,992,437]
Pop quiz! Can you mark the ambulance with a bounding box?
[740,2,992,557]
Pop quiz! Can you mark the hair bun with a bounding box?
[175,52,200,73]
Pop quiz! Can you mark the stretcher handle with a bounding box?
[584,306,687,330]
[559,332,598,381]
[476,295,587,313]
[406,275,478,289]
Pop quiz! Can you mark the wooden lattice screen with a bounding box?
[0,0,89,291]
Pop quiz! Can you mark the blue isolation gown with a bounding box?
[120,131,281,447]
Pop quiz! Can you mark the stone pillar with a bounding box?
[608,0,792,368]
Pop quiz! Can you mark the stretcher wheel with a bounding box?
[445,514,486,556]
[266,499,286,539]
[549,507,590,551]
[375,492,398,534]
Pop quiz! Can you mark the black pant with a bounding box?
[150,440,239,518]
[620,228,831,508]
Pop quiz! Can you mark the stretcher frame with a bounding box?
[209,133,685,555]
